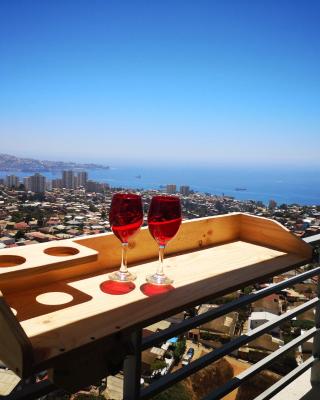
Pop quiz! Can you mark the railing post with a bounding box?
[123,330,142,400]
[311,247,320,386]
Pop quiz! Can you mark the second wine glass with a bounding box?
[109,193,143,282]
[147,195,182,285]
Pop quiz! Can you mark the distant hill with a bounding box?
[0,153,109,172]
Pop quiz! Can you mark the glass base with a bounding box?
[108,270,136,282]
[146,273,173,286]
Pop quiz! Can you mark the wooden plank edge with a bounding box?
[74,212,242,263]
[240,213,313,259]
[0,252,98,281]
[0,291,34,378]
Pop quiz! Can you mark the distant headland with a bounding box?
[0,153,109,172]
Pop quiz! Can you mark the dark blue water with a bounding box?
[1,165,320,206]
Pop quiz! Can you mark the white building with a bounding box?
[248,311,280,335]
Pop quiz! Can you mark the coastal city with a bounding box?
[1,170,320,250]
[0,170,319,399]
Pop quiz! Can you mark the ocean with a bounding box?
[1,165,320,206]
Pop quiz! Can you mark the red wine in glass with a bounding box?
[147,195,182,285]
[108,193,143,282]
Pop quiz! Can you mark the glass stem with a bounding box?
[120,242,129,274]
[157,245,165,276]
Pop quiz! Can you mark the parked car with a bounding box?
[181,348,195,366]
[181,356,189,366]
[187,348,195,359]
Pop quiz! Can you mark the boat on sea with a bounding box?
[235,188,247,191]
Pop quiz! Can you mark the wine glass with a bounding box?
[147,195,182,285]
[108,193,143,282]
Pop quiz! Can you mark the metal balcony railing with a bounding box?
[1,234,320,400]
[125,234,320,400]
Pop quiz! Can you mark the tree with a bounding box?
[243,286,254,295]
[292,320,315,330]
[173,337,186,363]
[215,200,224,213]
[33,193,45,202]
[37,216,44,227]
[271,350,298,375]
[89,203,97,212]
[150,359,167,372]
[151,382,191,400]
[25,214,32,223]
[10,211,24,222]
[14,230,24,240]
[101,208,106,219]
[200,331,220,341]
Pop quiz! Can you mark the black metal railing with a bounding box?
[123,234,320,400]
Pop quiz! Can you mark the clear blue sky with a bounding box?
[0,0,319,167]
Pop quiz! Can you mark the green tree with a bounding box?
[101,209,106,219]
[150,359,167,372]
[292,320,315,330]
[33,193,45,202]
[89,203,97,212]
[25,214,32,223]
[10,211,24,222]
[173,337,186,363]
[14,230,24,240]
[243,285,254,295]
[151,382,191,400]
[37,216,44,227]
[271,350,298,375]
[200,331,218,340]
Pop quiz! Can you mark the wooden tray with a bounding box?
[0,213,312,382]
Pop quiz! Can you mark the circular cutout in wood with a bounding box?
[36,292,74,305]
[44,246,79,257]
[0,255,26,268]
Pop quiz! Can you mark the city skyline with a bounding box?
[1,1,320,166]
